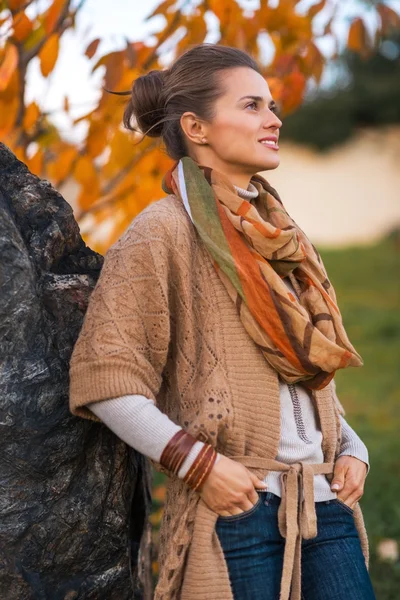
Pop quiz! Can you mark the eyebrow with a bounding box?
[238,95,275,105]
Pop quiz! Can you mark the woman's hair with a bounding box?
[123,43,261,160]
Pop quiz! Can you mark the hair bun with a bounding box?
[124,69,167,138]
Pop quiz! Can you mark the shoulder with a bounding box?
[111,194,191,253]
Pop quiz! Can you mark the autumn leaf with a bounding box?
[0,44,18,92]
[47,146,77,183]
[23,101,40,130]
[38,33,60,77]
[12,12,33,43]
[144,0,177,21]
[347,17,368,54]
[308,0,326,20]
[45,0,68,34]
[378,4,400,37]
[85,38,100,59]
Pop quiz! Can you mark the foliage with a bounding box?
[150,232,400,596]
[281,31,400,150]
[1,0,399,252]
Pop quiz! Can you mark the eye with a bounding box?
[245,101,258,110]
[270,104,281,118]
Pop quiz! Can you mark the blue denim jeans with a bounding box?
[215,491,376,600]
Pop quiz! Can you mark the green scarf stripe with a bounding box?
[182,157,245,299]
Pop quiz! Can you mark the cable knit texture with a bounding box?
[69,193,369,600]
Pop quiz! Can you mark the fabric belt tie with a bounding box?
[233,456,334,600]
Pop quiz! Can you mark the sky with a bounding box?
[24,0,399,143]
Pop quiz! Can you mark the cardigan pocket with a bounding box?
[215,493,263,522]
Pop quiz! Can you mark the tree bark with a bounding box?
[0,143,152,599]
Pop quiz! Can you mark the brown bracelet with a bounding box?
[184,444,218,491]
[193,448,218,491]
[184,443,210,487]
[159,429,198,476]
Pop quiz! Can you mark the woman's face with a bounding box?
[183,66,282,188]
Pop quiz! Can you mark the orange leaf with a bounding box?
[347,18,367,53]
[86,119,107,159]
[23,101,40,130]
[281,71,306,115]
[377,5,400,37]
[0,97,19,137]
[25,148,44,176]
[47,147,77,182]
[63,95,70,113]
[7,0,27,10]
[0,44,18,92]
[85,38,100,59]
[45,0,67,34]
[38,33,59,77]
[12,12,33,42]
[73,155,98,188]
[144,0,177,21]
[308,0,326,20]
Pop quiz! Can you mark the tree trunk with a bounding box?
[0,143,153,599]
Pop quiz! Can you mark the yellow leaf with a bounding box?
[0,44,18,92]
[12,12,33,42]
[85,38,100,59]
[23,23,46,52]
[45,0,67,34]
[23,101,40,130]
[38,33,59,77]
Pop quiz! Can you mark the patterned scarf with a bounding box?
[162,156,363,390]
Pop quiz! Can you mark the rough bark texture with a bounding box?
[0,143,152,599]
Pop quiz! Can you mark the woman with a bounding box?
[69,43,375,600]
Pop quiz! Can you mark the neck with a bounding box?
[191,154,255,189]
[234,182,259,200]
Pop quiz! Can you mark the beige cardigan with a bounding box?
[69,193,369,600]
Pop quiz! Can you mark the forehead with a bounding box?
[218,66,272,102]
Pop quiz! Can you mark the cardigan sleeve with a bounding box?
[69,209,173,421]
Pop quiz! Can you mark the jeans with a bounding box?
[215,491,376,600]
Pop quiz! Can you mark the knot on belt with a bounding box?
[232,456,334,600]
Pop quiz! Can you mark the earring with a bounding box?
[202,138,207,144]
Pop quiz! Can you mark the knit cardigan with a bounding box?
[69,193,369,600]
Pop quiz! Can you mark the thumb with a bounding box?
[331,466,346,491]
[249,471,268,489]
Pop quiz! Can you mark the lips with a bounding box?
[259,137,279,150]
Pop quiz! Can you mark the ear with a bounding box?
[180,111,207,146]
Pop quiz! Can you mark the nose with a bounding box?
[262,108,282,131]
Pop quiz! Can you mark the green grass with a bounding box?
[151,234,400,596]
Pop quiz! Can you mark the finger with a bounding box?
[341,486,364,509]
[331,465,347,492]
[249,471,268,490]
[247,487,259,504]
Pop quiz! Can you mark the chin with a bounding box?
[256,158,280,172]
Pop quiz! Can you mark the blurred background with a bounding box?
[1,0,399,596]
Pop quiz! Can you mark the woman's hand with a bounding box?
[198,455,267,516]
[330,455,368,509]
